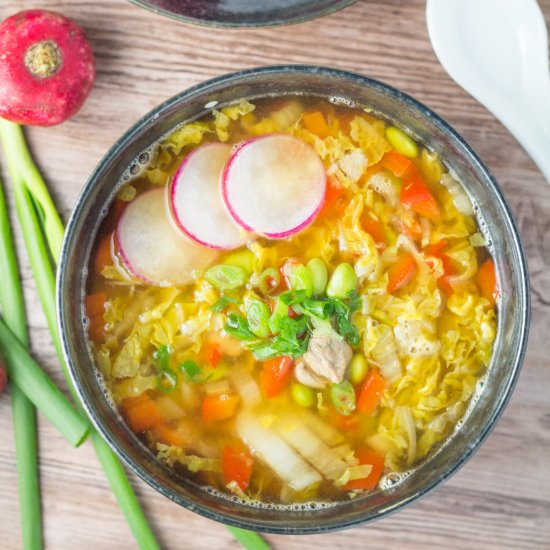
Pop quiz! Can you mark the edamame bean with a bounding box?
[291,382,315,408]
[385,126,419,159]
[205,264,246,290]
[326,263,357,299]
[349,353,368,385]
[307,258,328,295]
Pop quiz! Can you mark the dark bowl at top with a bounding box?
[128,0,356,28]
[57,65,530,534]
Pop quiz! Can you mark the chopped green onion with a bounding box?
[157,368,178,394]
[288,263,313,296]
[326,263,358,299]
[210,294,240,313]
[268,296,288,334]
[225,312,256,340]
[245,298,271,338]
[179,359,201,380]
[330,380,356,416]
[307,258,328,295]
[258,267,280,295]
[205,264,246,290]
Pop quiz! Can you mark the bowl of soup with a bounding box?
[57,65,530,533]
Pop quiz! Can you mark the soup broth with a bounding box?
[86,97,497,504]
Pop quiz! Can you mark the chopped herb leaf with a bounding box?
[179,359,201,380]
[225,313,256,340]
[210,294,240,313]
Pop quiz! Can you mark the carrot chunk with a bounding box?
[318,182,343,217]
[260,356,294,398]
[476,258,498,307]
[387,253,417,293]
[202,393,240,423]
[381,150,413,178]
[94,233,113,274]
[222,441,254,490]
[357,371,386,415]
[361,216,386,249]
[88,315,105,343]
[122,394,163,433]
[344,448,385,491]
[302,111,331,139]
[400,169,440,220]
[85,291,106,318]
[154,423,187,447]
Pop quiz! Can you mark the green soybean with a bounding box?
[307,258,328,295]
[326,263,357,299]
[246,299,271,338]
[349,353,368,385]
[291,382,315,408]
[385,126,419,158]
[205,264,246,290]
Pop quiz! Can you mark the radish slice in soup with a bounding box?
[222,134,326,238]
[117,188,217,285]
[170,143,248,250]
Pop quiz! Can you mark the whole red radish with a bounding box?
[0,9,95,126]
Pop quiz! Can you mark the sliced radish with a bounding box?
[222,134,326,239]
[170,142,248,250]
[117,188,217,285]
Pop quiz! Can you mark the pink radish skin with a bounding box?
[222,134,326,239]
[170,142,248,250]
[116,188,217,286]
[0,10,95,126]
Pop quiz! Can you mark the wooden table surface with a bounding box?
[1,1,549,548]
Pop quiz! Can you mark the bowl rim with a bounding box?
[57,64,531,534]
[127,0,357,29]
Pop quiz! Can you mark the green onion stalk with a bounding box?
[0,119,270,550]
[0,175,42,550]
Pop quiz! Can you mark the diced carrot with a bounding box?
[204,344,222,368]
[122,393,163,433]
[85,292,106,318]
[260,356,294,398]
[302,111,331,139]
[287,306,300,319]
[154,423,187,447]
[318,182,344,217]
[94,233,113,274]
[387,253,417,293]
[357,371,386,415]
[88,315,105,343]
[221,441,254,490]
[400,169,440,220]
[423,240,447,256]
[424,241,455,295]
[381,150,413,178]
[201,393,240,423]
[361,216,386,249]
[331,412,360,431]
[476,258,498,307]
[344,448,385,491]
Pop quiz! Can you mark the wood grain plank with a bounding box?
[1,0,549,548]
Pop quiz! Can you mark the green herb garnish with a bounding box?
[210,294,241,313]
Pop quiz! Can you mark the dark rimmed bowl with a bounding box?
[127,0,356,28]
[57,65,530,534]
